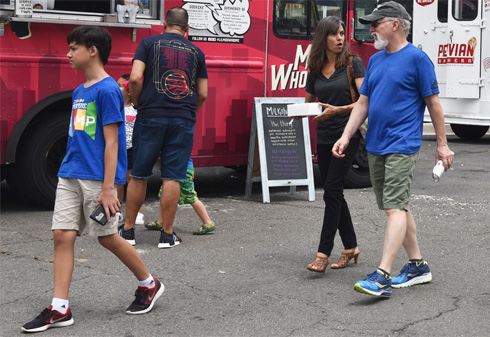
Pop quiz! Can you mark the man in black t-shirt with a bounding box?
[121,7,208,249]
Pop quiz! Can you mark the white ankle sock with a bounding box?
[138,274,154,288]
[51,298,69,314]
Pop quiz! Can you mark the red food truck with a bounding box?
[1,0,384,208]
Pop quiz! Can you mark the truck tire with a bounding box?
[5,162,29,202]
[450,124,489,140]
[10,113,69,208]
[345,138,371,189]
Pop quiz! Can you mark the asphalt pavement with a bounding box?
[1,133,489,337]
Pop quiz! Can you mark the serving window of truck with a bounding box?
[273,0,345,39]
[0,0,159,15]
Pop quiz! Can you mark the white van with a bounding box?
[413,0,490,139]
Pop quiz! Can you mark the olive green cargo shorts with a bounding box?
[367,151,419,210]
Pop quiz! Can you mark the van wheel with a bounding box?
[450,124,489,140]
[345,138,371,189]
[8,113,69,209]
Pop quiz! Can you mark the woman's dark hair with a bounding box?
[67,26,112,65]
[307,16,352,77]
[121,74,130,81]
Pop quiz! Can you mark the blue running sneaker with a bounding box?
[354,270,392,297]
[392,261,432,288]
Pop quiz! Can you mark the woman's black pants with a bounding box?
[316,138,360,256]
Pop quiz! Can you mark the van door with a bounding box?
[445,0,482,98]
[414,0,482,99]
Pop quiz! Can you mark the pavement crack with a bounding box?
[391,295,461,335]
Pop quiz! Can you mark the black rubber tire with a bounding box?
[345,138,371,189]
[450,124,489,140]
[9,113,69,208]
[5,162,28,201]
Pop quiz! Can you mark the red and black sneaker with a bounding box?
[21,305,74,333]
[126,276,164,315]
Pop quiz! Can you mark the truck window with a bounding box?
[313,0,344,22]
[273,0,345,40]
[452,0,478,21]
[353,0,376,43]
[0,0,13,10]
[31,0,158,19]
[438,0,448,23]
[52,1,110,13]
[353,0,413,43]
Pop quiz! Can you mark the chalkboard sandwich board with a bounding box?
[245,98,315,203]
[287,103,322,117]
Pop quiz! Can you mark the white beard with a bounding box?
[372,32,389,50]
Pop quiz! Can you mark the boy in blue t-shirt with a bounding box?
[22,26,163,333]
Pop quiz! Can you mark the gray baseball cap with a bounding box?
[359,1,412,24]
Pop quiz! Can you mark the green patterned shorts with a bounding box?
[158,165,198,205]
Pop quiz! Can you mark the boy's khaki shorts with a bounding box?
[368,151,419,211]
[52,178,119,237]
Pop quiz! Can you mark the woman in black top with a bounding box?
[305,16,366,273]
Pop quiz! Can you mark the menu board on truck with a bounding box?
[183,0,251,43]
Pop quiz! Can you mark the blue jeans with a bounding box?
[131,117,194,181]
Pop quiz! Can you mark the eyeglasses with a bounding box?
[371,20,393,28]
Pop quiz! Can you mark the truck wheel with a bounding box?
[345,138,371,189]
[450,124,489,140]
[11,113,69,208]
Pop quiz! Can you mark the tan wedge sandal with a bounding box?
[307,255,330,273]
[331,247,360,269]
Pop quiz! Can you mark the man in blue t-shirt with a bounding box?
[332,2,454,298]
[121,7,208,249]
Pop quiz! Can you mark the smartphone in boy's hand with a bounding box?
[90,204,112,225]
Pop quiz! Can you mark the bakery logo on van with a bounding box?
[415,0,435,6]
[438,38,477,65]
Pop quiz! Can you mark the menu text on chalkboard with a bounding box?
[262,103,307,180]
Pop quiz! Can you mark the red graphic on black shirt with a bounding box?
[154,41,196,99]
[162,70,189,98]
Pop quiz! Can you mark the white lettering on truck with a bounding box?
[271,44,311,91]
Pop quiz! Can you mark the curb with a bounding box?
[423,124,454,136]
